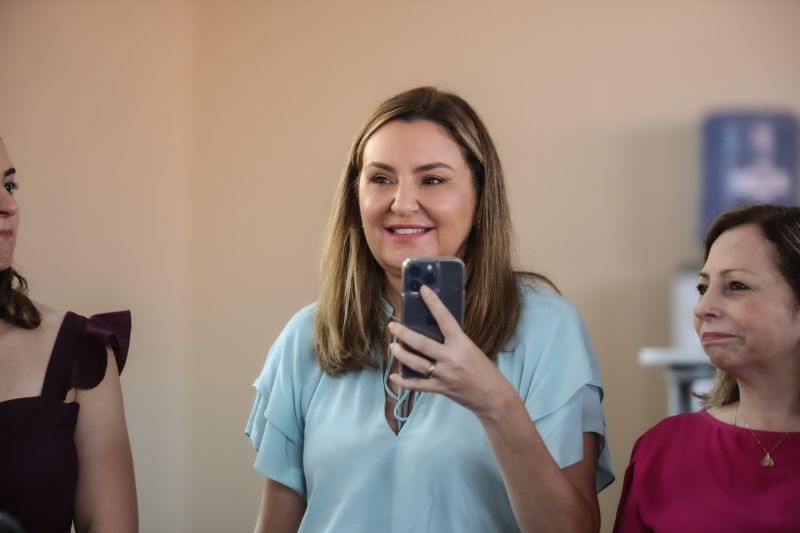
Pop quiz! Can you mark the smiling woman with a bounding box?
[245,87,613,533]
[358,119,477,302]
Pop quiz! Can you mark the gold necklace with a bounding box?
[734,406,791,468]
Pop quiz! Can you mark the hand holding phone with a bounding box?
[400,257,464,379]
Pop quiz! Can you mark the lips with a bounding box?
[700,332,736,343]
[0,230,13,238]
[389,227,429,235]
[385,225,433,241]
[386,225,433,234]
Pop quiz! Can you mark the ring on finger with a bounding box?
[425,362,436,378]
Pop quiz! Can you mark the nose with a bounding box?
[390,179,419,216]
[0,188,17,217]
[693,288,721,322]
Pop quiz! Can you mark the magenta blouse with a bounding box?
[614,410,800,532]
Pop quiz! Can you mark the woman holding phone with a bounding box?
[246,87,613,532]
[0,137,137,532]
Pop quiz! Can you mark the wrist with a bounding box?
[473,379,521,424]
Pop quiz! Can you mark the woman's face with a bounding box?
[358,119,477,288]
[0,140,19,270]
[694,224,800,377]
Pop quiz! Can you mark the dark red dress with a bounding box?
[0,311,130,533]
[614,410,800,533]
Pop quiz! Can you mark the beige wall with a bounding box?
[2,1,800,531]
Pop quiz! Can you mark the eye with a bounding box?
[367,174,391,185]
[2,181,18,195]
[728,281,749,291]
[421,175,445,185]
[696,283,708,295]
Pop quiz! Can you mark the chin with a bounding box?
[704,350,739,373]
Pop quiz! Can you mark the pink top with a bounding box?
[614,410,800,533]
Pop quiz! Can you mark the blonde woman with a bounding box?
[246,87,613,533]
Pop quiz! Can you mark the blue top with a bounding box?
[246,282,614,533]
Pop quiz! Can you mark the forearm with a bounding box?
[477,385,599,533]
[254,478,305,533]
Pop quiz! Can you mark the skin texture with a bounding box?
[255,119,601,533]
[0,139,138,532]
[696,224,800,432]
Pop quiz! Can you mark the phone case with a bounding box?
[400,257,465,379]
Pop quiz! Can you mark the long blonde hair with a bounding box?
[700,204,800,407]
[314,87,551,375]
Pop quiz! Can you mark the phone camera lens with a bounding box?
[423,272,437,285]
[409,265,422,277]
[409,280,421,292]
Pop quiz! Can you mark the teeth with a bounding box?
[393,228,427,235]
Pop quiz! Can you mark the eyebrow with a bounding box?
[697,268,756,279]
[364,161,455,173]
[3,167,15,178]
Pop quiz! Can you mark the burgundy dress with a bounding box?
[614,410,800,533]
[0,311,130,533]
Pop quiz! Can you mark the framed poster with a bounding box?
[701,111,798,239]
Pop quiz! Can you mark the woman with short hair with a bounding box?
[614,204,800,532]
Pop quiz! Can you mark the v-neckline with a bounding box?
[379,360,427,437]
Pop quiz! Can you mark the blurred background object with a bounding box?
[702,111,798,234]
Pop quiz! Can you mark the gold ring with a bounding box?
[425,362,436,378]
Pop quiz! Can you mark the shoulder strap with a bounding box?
[41,312,86,400]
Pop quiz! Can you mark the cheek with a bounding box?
[358,191,389,240]
[433,192,475,226]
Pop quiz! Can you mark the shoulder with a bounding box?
[280,302,318,338]
[511,279,587,348]
[646,411,707,435]
[33,304,66,339]
[256,303,322,385]
[518,279,580,320]
[64,309,132,389]
[0,304,64,358]
[270,303,318,360]
[632,412,708,458]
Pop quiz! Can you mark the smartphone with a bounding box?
[400,257,465,379]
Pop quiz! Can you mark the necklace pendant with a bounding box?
[761,453,775,468]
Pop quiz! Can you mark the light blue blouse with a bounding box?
[246,282,614,533]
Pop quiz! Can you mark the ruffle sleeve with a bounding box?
[69,310,131,390]
[501,284,614,490]
[245,304,322,501]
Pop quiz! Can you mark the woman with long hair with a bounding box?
[246,87,613,532]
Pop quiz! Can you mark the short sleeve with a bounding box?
[245,304,322,501]
[70,310,131,390]
[501,285,614,491]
